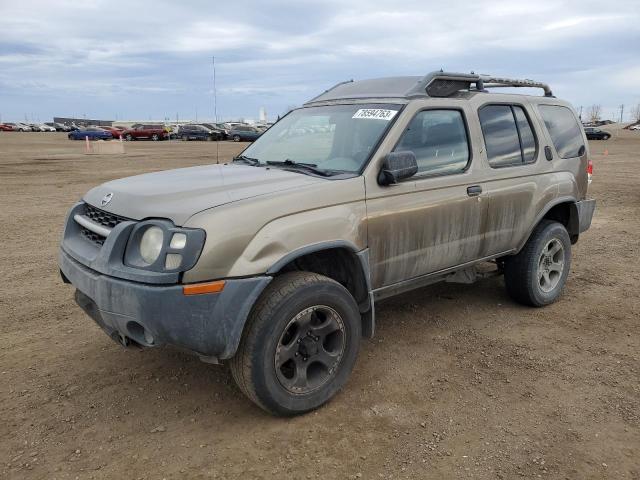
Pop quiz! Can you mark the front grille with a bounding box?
[80,204,130,246]
[85,204,129,229]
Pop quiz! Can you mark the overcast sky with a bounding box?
[1,0,638,123]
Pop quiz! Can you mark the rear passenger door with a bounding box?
[476,103,545,256]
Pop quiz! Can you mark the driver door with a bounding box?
[365,103,487,289]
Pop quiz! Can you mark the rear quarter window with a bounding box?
[538,105,584,159]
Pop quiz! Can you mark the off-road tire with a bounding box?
[229,271,361,416]
[504,220,571,307]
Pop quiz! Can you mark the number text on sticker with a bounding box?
[352,109,398,121]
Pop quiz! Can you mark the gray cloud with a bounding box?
[0,0,638,122]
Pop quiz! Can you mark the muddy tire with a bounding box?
[229,272,361,416]
[504,220,571,307]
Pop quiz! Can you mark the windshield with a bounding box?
[240,103,402,174]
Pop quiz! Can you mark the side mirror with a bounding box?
[378,151,418,186]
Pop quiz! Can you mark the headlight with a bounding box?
[139,226,164,264]
[124,220,205,273]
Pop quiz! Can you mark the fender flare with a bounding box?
[266,240,376,339]
[515,196,578,252]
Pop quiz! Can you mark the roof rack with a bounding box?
[305,79,354,104]
[407,71,553,98]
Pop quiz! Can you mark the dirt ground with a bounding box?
[0,130,638,480]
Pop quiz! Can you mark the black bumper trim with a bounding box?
[576,198,596,233]
[59,248,271,359]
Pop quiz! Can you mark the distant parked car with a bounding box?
[7,122,33,132]
[0,123,15,131]
[629,124,640,131]
[227,125,262,142]
[178,124,223,141]
[121,124,168,141]
[98,126,125,139]
[584,127,611,140]
[68,127,113,140]
[36,123,57,132]
[29,123,46,132]
[45,122,71,132]
[199,123,227,139]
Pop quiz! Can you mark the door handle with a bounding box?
[467,185,482,197]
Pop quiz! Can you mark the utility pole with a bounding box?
[578,106,583,120]
[619,104,624,123]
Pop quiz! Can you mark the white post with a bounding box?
[85,136,90,153]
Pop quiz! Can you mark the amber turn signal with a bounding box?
[182,280,226,295]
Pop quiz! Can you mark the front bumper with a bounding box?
[59,248,271,360]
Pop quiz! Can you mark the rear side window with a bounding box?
[538,105,584,158]
[478,104,537,167]
[393,109,469,176]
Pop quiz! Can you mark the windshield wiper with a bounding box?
[232,155,261,166]
[266,159,335,177]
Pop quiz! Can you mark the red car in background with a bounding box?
[99,126,125,139]
[121,124,169,141]
[0,124,15,131]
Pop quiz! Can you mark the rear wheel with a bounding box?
[151,133,159,141]
[181,135,188,141]
[125,134,133,141]
[233,134,241,142]
[230,272,361,416]
[504,220,571,307]
[603,134,611,140]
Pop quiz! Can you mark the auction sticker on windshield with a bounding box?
[352,109,398,120]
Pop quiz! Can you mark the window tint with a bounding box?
[393,109,469,176]
[478,105,522,167]
[538,105,584,158]
[513,106,536,163]
[479,104,538,167]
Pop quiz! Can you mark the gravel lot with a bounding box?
[1,131,638,479]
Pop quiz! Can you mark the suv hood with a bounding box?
[83,164,325,225]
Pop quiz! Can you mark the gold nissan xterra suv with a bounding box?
[59,71,596,415]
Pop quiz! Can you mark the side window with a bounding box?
[538,105,584,159]
[513,106,536,163]
[393,109,469,176]
[479,104,538,167]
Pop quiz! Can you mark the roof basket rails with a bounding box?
[407,71,554,98]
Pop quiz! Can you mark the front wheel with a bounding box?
[151,133,159,141]
[230,272,361,416]
[603,135,611,140]
[233,134,241,142]
[125,134,133,141]
[504,220,571,307]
